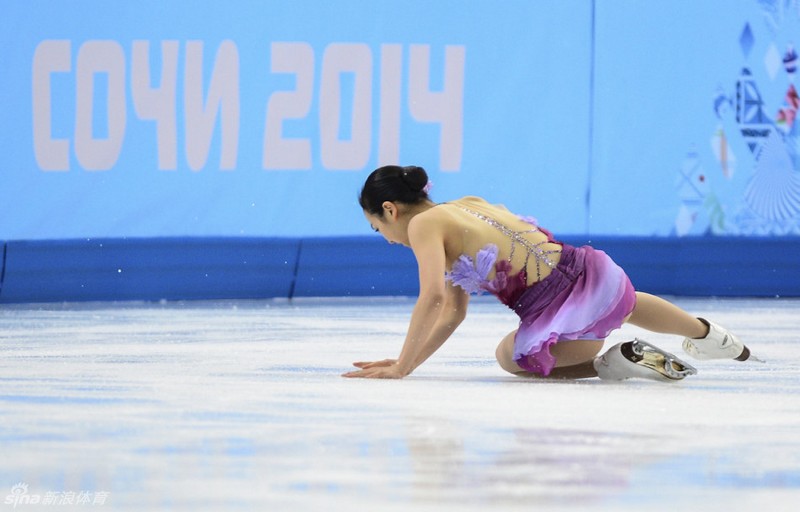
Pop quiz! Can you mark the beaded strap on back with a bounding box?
[456,206,560,281]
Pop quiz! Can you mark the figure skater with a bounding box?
[344,165,753,381]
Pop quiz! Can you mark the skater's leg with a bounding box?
[495,329,696,381]
[627,292,751,361]
[626,292,708,338]
[495,331,602,379]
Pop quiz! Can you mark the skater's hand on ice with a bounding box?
[342,359,407,379]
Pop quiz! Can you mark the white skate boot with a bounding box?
[682,318,752,361]
[594,339,698,382]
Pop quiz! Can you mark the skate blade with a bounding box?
[631,338,698,380]
[736,345,766,363]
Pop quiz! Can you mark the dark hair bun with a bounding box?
[358,165,431,216]
[399,166,428,193]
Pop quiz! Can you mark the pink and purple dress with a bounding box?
[444,205,636,376]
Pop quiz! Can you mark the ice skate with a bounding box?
[594,338,697,382]
[682,318,757,361]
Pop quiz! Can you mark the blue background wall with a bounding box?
[1,0,798,302]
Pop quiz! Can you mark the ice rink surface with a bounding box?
[1,296,798,511]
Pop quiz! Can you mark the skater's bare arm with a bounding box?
[343,217,465,378]
[343,283,468,378]
[405,281,469,372]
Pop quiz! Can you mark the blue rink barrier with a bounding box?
[0,236,798,303]
[0,238,300,303]
[292,237,418,297]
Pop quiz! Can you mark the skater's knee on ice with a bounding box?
[495,341,521,374]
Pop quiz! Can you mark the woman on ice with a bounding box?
[344,165,753,381]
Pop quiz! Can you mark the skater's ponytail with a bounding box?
[358,165,431,216]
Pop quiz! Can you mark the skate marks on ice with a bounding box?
[0,298,798,511]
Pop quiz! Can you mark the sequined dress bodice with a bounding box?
[444,205,562,307]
